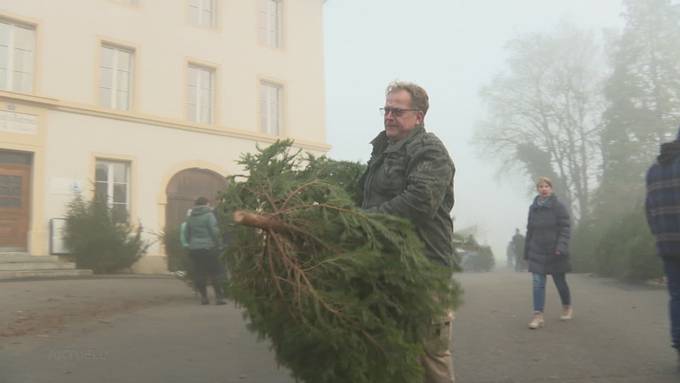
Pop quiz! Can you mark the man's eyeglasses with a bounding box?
[379,107,419,117]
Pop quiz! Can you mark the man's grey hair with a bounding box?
[385,81,429,116]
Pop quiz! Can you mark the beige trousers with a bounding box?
[420,310,455,383]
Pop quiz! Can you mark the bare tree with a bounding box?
[475,23,606,222]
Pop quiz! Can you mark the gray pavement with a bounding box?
[0,277,295,383]
[0,272,678,383]
[454,271,678,383]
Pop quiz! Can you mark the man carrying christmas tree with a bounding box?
[360,81,457,383]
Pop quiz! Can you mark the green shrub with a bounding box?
[63,195,149,273]
[162,226,190,272]
[162,226,196,288]
[624,229,662,281]
[570,219,598,273]
[591,208,662,281]
[461,246,495,272]
[455,234,494,272]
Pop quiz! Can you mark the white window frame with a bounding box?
[95,159,130,220]
[187,64,215,124]
[188,0,217,28]
[0,19,35,93]
[99,44,134,111]
[260,81,283,136]
[259,0,283,48]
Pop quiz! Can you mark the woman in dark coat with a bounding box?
[524,177,572,329]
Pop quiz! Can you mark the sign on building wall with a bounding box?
[49,178,84,195]
[0,110,38,135]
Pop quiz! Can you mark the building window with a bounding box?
[259,0,282,48]
[95,159,130,222]
[0,19,35,93]
[188,0,216,28]
[260,81,282,136]
[187,64,214,124]
[100,45,134,111]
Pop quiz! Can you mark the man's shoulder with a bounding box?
[405,130,451,157]
[647,158,680,183]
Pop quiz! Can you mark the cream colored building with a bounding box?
[0,0,328,273]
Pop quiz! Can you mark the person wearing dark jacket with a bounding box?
[645,128,680,370]
[512,228,527,272]
[506,240,515,269]
[524,177,572,329]
[359,81,457,383]
[182,196,225,305]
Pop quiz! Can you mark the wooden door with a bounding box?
[0,163,31,249]
[166,168,227,231]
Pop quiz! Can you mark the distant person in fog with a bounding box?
[645,127,680,371]
[524,177,572,329]
[506,239,515,269]
[511,228,526,272]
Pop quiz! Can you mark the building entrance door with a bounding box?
[166,168,227,231]
[0,150,32,251]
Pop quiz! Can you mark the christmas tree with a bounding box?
[216,140,461,383]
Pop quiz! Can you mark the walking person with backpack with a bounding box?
[182,197,226,305]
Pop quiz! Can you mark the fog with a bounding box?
[324,0,624,262]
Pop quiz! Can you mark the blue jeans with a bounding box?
[532,273,571,313]
[663,257,680,350]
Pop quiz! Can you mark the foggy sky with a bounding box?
[323,0,624,262]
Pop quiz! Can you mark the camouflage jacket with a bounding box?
[359,126,458,269]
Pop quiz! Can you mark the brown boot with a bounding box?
[528,311,544,329]
[560,305,573,321]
